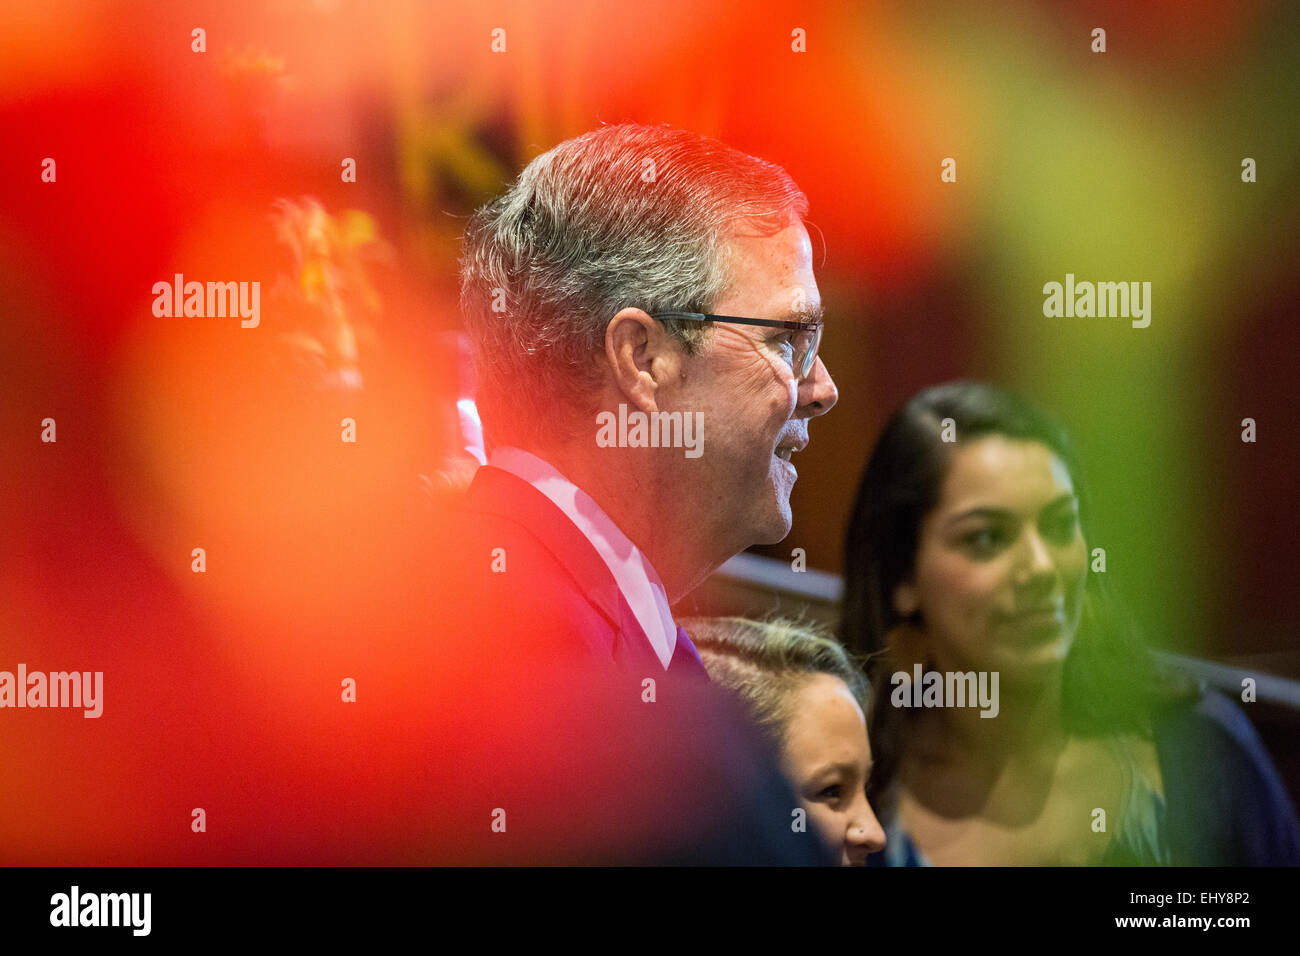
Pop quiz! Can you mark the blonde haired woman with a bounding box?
[683,617,887,866]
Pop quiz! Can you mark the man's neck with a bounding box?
[503,441,725,604]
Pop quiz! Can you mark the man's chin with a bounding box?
[750,504,793,546]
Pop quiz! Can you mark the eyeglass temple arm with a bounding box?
[650,311,820,331]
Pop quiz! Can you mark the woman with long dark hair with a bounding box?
[841,381,1299,865]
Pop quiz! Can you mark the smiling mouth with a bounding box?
[774,437,808,461]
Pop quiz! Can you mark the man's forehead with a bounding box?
[725,219,814,263]
[755,290,823,325]
[720,222,820,316]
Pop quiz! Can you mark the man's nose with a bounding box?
[798,356,838,416]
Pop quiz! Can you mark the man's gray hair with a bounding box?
[459,123,809,446]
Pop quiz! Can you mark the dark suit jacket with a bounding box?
[430,463,833,865]
[454,462,690,679]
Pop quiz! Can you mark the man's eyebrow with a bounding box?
[786,303,824,324]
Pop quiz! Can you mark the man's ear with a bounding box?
[604,307,682,413]
[893,581,919,618]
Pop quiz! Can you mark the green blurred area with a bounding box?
[910,3,1300,659]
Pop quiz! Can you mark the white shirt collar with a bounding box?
[487,446,678,670]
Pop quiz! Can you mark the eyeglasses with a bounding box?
[649,311,824,382]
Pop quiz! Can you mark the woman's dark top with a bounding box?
[871,689,1300,866]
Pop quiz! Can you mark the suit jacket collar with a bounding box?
[461,464,628,633]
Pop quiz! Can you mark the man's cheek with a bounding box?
[769,378,798,420]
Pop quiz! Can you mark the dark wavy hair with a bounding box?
[840,381,1193,799]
